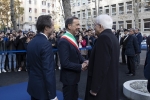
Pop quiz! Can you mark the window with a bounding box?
[78,2,80,6]
[35,8,37,13]
[29,16,32,21]
[83,3,85,5]
[48,10,50,13]
[126,20,132,29]
[144,0,150,11]
[139,19,141,29]
[118,21,124,30]
[126,1,132,14]
[105,6,109,15]
[113,22,116,30]
[42,1,46,6]
[77,11,80,18]
[93,8,96,18]
[82,25,86,28]
[34,0,36,5]
[29,0,31,4]
[82,10,85,19]
[48,3,50,7]
[29,8,32,13]
[88,0,91,4]
[52,4,54,7]
[144,19,150,31]
[111,4,116,16]
[35,17,37,21]
[99,7,103,14]
[42,9,46,13]
[119,3,124,14]
[72,12,75,16]
[138,0,141,12]
[77,11,80,19]
[22,17,23,21]
[87,9,91,18]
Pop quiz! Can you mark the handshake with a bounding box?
[81,60,89,71]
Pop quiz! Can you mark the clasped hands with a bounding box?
[81,60,89,71]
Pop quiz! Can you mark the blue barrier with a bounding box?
[0,47,92,53]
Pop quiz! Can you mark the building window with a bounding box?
[144,0,150,11]
[118,21,124,30]
[72,12,75,16]
[35,17,37,21]
[48,3,50,7]
[126,1,132,14]
[29,16,32,21]
[126,20,132,29]
[99,7,103,14]
[88,9,91,18]
[113,22,116,30]
[111,4,116,16]
[52,4,54,7]
[29,8,32,13]
[82,10,85,19]
[34,0,36,5]
[139,0,141,12]
[139,19,141,29]
[29,0,31,4]
[35,8,37,13]
[42,1,46,5]
[42,9,46,13]
[77,11,80,18]
[105,6,109,15]
[144,18,150,31]
[88,0,91,4]
[82,25,86,28]
[78,2,80,6]
[48,10,50,13]
[93,8,96,18]
[119,3,124,14]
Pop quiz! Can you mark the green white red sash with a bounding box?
[61,31,79,50]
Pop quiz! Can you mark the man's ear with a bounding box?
[68,24,72,30]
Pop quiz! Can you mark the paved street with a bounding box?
[0,50,147,100]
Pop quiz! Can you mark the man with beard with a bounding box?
[85,14,119,100]
[27,15,58,100]
[58,17,88,100]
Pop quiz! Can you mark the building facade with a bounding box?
[19,0,64,32]
[71,0,150,34]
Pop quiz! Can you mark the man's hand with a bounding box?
[90,90,97,96]
[84,60,89,66]
[81,62,87,71]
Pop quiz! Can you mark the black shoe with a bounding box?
[126,72,131,74]
[120,62,126,65]
[127,73,135,76]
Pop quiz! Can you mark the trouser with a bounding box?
[0,54,6,70]
[31,96,49,100]
[8,53,16,69]
[63,84,78,100]
[127,56,135,74]
[135,54,140,68]
[121,48,126,63]
[17,53,26,69]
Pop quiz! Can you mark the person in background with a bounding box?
[125,28,139,76]
[143,34,147,40]
[85,14,119,100]
[7,33,17,72]
[134,28,143,69]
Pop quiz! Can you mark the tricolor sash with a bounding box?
[61,31,79,50]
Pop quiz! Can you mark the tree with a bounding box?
[62,0,72,20]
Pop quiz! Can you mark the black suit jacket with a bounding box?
[58,37,85,85]
[27,33,56,99]
[85,29,119,100]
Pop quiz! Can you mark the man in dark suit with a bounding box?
[125,28,139,76]
[27,15,57,100]
[58,17,88,100]
[85,14,120,100]
[135,28,143,69]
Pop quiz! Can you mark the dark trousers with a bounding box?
[17,53,26,69]
[31,96,49,100]
[63,84,78,100]
[121,48,126,63]
[135,54,140,68]
[127,56,135,74]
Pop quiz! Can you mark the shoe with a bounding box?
[8,69,11,72]
[126,72,131,74]
[14,69,17,72]
[18,67,22,72]
[58,67,61,70]
[127,73,135,76]
[120,62,126,65]
[2,69,6,73]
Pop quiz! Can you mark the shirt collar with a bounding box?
[40,32,48,40]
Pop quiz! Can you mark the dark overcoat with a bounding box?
[85,29,120,100]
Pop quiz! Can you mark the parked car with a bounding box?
[141,40,147,50]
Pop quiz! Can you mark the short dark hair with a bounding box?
[65,17,78,29]
[36,15,52,33]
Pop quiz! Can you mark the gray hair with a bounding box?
[95,14,113,29]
